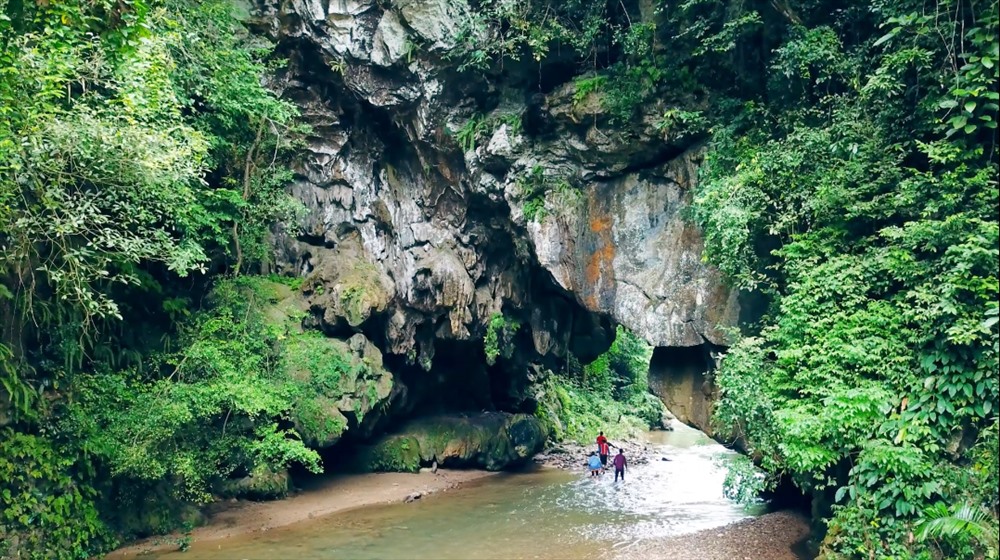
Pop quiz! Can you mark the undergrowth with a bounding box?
[535,326,665,444]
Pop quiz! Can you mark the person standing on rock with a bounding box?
[596,432,614,469]
[613,449,627,482]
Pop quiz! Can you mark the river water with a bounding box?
[157,423,761,559]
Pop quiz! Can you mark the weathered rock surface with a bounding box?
[520,157,738,348]
[250,0,740,422]
[648,344,723,436]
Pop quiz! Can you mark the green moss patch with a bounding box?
[354,436,422,473]
[356,413,547,472]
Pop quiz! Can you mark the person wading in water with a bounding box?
[588,452,603,477]
[613,449,627,482]
[596,431,615,469]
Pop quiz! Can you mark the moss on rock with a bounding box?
[218,466,291,501]
[354,435,422,473]
[360,413,547,472]
[291,396,349,449]
[304,240,393,328]
[271,300,393,450]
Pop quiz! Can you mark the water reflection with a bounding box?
[156,423,758,559]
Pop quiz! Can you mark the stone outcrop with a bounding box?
[250,0,740,424]
[354,413,547,471]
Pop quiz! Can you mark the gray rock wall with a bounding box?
[251,0,740,422]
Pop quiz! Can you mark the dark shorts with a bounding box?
[599,454,608,466]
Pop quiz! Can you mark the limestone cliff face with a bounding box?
[250,0,737,425]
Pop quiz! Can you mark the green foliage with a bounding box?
[64,278,321,505]
[916,502,999,558]
[0,432,113,559]
[448,0,620,70]
[521,198,547,222]
[452,113,490,153]
[572,75,607,106]
[495,112,523,137]
[283,329,385,447]
[691,0,1000,557]
[450,111,523,153]
[577,326,653,401]
[720,453,770,507]
[0,1,305,556]
[516,165,580,222]
[536,376,651,444]
[0,0,303,415]
[537,326,663,443]
[484,312,521,366]
[655,108,708,140]
[448,0,670,122]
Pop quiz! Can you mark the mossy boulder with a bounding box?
[109,480,206,539]
[354,435,422,473]
[357,413,547,472]
[291,395,349,449]
[217,466,291,501]
[237,277,396,451]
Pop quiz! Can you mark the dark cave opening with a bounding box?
[647,342,722,432]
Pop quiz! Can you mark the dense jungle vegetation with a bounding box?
[454,0,999,556]
[1,0,998,558]
[0,0,316,555]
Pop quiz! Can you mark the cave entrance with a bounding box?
[390,339,509,417]
[647,342,724,436]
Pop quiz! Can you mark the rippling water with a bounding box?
[156,423,761,559]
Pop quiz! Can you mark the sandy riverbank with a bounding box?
[107,469,495,557]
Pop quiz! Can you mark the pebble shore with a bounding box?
[533,439,659,470]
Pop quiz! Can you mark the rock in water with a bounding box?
[404,492,422,503]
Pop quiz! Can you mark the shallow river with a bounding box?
[159,424,762,559]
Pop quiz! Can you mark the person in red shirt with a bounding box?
[596,432,613,468]
[613,449,627,482]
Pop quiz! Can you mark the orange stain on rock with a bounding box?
[584,201,615,309]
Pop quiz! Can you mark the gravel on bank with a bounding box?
[533,438,662,470]
[617,510,812,560]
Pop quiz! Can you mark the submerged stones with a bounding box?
[355,413,547,472]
